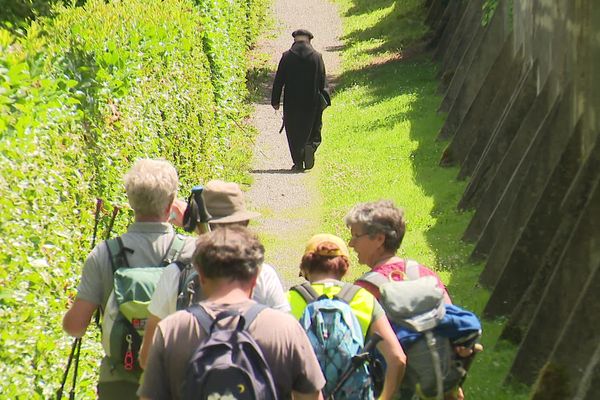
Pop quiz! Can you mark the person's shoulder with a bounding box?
[180,233,196,245]
[181,232,196,249]
[255,306,298,326]
[88,239,109,258]
[166,232,195,263]
[162,262,183,276]
[159,308,195,331]
[355,286,377,300]
[85,238,112,267]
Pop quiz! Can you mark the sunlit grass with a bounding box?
[312,0,530,398]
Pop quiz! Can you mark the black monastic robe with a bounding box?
[271,41,326,167]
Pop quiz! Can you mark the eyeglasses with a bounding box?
[349,232,370,241]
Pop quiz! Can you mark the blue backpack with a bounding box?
[291,282,374,400]
[182,303,278,400]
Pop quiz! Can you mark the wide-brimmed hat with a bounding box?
[203,180,260,224]
[304,233,350,258]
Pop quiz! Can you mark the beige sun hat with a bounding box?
[203,180,260,224]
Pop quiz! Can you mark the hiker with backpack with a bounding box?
[344,200,452,304]
[62,159,196,399]
[139,226,326,400]
[345,200,482,400]
[138,179,290,368]
[288,233,406,400]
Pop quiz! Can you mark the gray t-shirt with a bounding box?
[76,222,196,383]
[139,300,326,399]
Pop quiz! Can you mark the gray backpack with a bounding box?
[181,304,278,400]
[357,272,465,400]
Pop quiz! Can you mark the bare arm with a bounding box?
[292,391,323,400]
[62,298,98,338]
[139,314,161,369]
[369,316,406,400]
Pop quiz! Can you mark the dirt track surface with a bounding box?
[246,0,342,287]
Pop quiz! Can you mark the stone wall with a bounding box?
[425,0,600,397]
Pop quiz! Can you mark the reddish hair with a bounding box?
[300,243,349,280]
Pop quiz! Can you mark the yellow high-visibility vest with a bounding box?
[287,281,376,338]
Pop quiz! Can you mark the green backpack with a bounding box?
[101,234,185,373]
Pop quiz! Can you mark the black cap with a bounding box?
[292,29,314,40]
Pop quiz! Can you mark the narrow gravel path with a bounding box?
[246,0,342,286]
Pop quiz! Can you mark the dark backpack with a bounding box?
[102,234,185,373]
[356,272,481,400]
[291,282,374,400]
[175,261,203,311]
[182,303,278,400]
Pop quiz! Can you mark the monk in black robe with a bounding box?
[271,29,327,171]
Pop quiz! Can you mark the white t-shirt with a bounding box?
[148,262,290,319]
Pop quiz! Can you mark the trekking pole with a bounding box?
[105,205,121,240]
[57,338,79,400]
[68,337,82,400]
[328,332,383,400]
[57,198,103,400]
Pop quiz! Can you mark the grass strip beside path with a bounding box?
[314,0,530,398]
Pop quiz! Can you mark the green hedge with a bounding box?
[0,0,267,397]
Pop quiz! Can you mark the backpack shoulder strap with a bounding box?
[162,234,185,265]
[404,259,421,280]
[335,283,361,304]
[176,261,194,291]
[356,271,388,289]
[291,282,320,304]
[241,303,268,330]
[106,236,131,273]
[177,262,200,310]
[187,304,214,335]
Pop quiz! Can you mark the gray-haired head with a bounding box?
[344,200,406,252]
[124,159,179,218]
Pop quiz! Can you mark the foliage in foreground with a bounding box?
[0,0,268,397]
[316,0,529,398]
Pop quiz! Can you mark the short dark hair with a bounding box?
[193,226,264,282]
[300,242,349,280]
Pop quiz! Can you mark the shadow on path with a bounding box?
[250,168,302,175]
